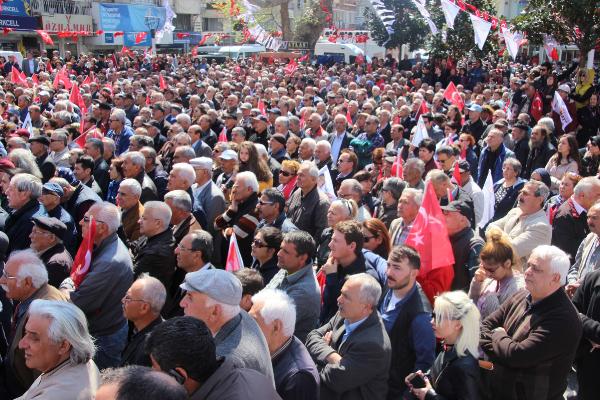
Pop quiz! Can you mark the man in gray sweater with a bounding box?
[180,268,274,384]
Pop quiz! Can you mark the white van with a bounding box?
[0,51,23,65]
[314,42,368,64]
[217,44,266,59]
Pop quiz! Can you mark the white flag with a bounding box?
[21,112,33,135]
[469,14,492,50]
[413,0,438,34]
[551,91,573,130]
[478,170,495,229]
[501,28,523,61]
[411,116,429,147]
[318,166,337,201]
[587,49,595,70]
[441,0,461,29]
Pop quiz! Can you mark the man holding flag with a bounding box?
[62,202,133,370]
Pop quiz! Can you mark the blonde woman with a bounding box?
[406,291,482,399]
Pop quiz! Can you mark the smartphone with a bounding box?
[409,374,427,389]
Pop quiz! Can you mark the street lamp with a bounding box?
[144,9,160,55]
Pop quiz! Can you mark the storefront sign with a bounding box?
[42,14,93,33]
[0,15,39,30]
[0,0,32,17]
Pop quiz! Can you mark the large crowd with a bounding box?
[0,48,598,400]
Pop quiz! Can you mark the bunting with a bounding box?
[469,13,492,50]
[440,0,460,29]
[368,0,396,41]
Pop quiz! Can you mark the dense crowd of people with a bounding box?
[0,48,598,399]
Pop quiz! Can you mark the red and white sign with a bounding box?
[42,15,93,34]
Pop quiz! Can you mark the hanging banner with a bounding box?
[1,0,32,17]
[501,27,523,60]
[42,15,93,33]
[441,0,461,29]
[0,15,39,30]
[124,31,152,47]
[412,0,438,34]
[99,3,166,32]
[469,13,491,50]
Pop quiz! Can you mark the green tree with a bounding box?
[426,0,498,59]
[364,0,428,50]
[512,0,600,62]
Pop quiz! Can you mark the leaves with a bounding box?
[364,1,428,49]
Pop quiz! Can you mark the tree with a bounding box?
[513,0,600,62]
[293,0,334,49]
[425,0,498,59]
[252,0,294,40]
[364,0,428,50]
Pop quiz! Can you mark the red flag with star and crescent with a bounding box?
[443,81,464,111]
[405,182,454,274]
[405,182,455,302]
[71,215,96,288]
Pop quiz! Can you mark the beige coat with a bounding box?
[488,208,552,265]
[16,359,99,400]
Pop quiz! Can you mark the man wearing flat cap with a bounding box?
[30,216,73,288]
[179,268,274,384]
[441,200,484,292]
[249,115,270,149]
[29,136,56,183]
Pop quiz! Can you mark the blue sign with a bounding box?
[123,32,151,47]
[99,3,166,32]
[0,0,31,17]
[104,32,114,44]
[0,15,39,30]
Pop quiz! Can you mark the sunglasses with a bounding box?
[252,239,269,248]
[279,170,296,177]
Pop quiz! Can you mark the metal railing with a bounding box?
[29,0,92,16]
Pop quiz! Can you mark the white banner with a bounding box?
[413,0,438,34]
[440,0,461,29]
[501,28,523,61]
[587,49,595,69]
[469,14,492,50]
[478,170,495,229]
[551,91,573,130]
[411,116,429,147]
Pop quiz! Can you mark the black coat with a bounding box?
[424,348,482,400]
[39,243,73,288]
[523,141,556,179]
[35,153,56,183]
[572,269,600,400]
[121,317,163,367]
[93,157,110,197]
[5,199,41,254]
[273,336,320,400]
[65,183,102,234]
[551,198,589,262]
[134,171,158,204]
[132,229,177,290]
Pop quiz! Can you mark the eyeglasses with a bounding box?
[1,271,17,281]
[109,119,120,122]
[363,235,376,241]
[258,200,274,206]
[83,216,107,224]
[279,171,295,177]
[122,296,148,304]
[177,242,198,252]
[337,159,351,164]
[252,239,269,248]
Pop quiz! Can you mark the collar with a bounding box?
[284,263,313,284]
[195,179,211,194]
[571,197,586,215]
[271,336,293,361]
[344,316,368,336]
[383,283,418,310]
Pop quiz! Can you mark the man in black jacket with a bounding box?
[378,245,435,399]
[249,288,319,400]
[121,275,165,367]
[30,216,73,289]
[122,151,158,204]
[28,136,55,183]
[511,121,530,168]
[132,201,177,291]
[4,173,43,254]
[523,125,556,179]
[83,138,110,196]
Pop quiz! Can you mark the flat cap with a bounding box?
[252,115,268,123]
[29,135,50,146]
[441,200,473,221]
[219,149,238,161]
[180,268,242,306]
[270,133,286,146]
[32,216,67,241]
[189,157,213,170]
[42,182,64,197]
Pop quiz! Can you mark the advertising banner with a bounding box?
[0,15,39,30]
[123,31,152,47]
[42,15,93,33]
[99,3,166,32]
[1,0,32,17]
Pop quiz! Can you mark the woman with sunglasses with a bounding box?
[276,159,300,201]
[250,226,282,285]
[361,218,391,260]
[468,226,524,319]
[406,290,482,400]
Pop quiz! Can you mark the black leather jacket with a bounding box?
[425,347,482,400]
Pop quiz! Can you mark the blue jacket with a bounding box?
[477,144,515,186]
[107,125,134,156]
[273,336,320,400]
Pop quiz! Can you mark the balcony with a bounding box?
[30,0,92,16]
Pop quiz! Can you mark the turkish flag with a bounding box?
[225,232,244,272]
[443,81,464,111]
[217,126,228,143]
[392,153,403,177]
[31,74,39,85]
[258,99,267,116]
[69,82,84,109]
[11,66,27,86]
[298,53,310,63]
[159,75,167,90]
[114,31,124,37]
[135,32,147,44]
[284,59,298,75]
[71,215,96,288]
[199,33,212,46]
[452,161,461,186]
[346,109,353,125]
[531,91,543,121]
[405,182,455,302]
[415,99,429,120]
[36,29,54,45]
[82,72,95,85]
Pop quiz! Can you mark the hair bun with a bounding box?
[486,226,504,243]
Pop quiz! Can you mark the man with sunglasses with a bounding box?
[256,188,297,233]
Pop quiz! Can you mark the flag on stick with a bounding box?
[225,232,244,272]
[71,215,96,288]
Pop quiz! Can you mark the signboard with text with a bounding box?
[42,14,93,33]
[0,0,32,17]
[0,15,39,30]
